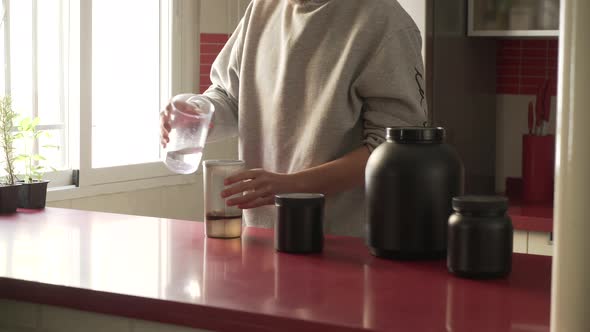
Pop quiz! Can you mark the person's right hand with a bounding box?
[160,105,172,148]
[160,94,202,148]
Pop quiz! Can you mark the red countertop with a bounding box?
[0,208,552,332]
[509,203,553,233]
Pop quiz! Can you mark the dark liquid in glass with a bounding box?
[205,214,242,238]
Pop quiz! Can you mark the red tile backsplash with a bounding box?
[496,39,558,96]
[200,33,230,93]
[201,33,231,44]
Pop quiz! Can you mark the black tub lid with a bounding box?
[386,127,445,142]
[452,195,509,212]
[275,193,325,206]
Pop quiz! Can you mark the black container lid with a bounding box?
[386,127,445,143]
[452,195,509,213]
[275,193,325,207]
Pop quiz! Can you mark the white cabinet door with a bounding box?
[513,230,528,254]
[528,232,554,256]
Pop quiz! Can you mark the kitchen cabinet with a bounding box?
[513,230,528,253]
[528,231,554,256]
[468,0,560,37]
[513,230,553,256]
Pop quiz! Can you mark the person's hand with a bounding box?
[160,106,172,148]
[160,94,202,148]
[221,169,302,209]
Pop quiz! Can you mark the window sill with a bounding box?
[47,172,202,202]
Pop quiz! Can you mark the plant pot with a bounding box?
[0,183,22,214]
[17,180,50,209]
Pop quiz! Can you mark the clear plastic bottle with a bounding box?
[162,94,215,174]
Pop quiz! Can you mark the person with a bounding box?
[161,0,427,237]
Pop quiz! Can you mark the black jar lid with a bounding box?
[386,127,445,143]
[452,195,509,213]
[275,193,325,207]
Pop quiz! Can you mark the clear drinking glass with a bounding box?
[162,94,215,174]
[203,160,246,238]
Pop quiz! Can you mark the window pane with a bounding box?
[91,0,161,168]
[37,0,63,125]
[0,0,69,179]
[9,0,33,118]
[39,129,65,171]
[0,5,5,96]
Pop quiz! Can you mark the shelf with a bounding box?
[468,0,560,38]
[469,29,559,38]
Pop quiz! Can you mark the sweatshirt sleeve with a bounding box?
[354,27,428,152]
[202,14,248,142]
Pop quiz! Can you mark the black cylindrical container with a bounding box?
[448,196,513,278]
[366,127,464,260]
[275,193,324,254]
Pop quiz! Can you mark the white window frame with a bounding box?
[2,0,74,187]
[77,0,200,187]
[3,0,202,191]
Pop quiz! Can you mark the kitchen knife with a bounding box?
[542,79,552,134]
[528,101,534,135]
[535,84,544,135]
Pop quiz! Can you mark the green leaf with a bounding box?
[19,117,31,129]
[31,117,40,128]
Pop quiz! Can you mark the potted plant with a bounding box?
[0,95,21,213]
[15,116,56,209]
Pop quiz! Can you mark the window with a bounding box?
[1,0,71,186]
[1,0,198,188]
[91,0,163,168]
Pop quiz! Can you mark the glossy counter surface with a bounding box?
[509,204,553,233]
[0,208,551,331]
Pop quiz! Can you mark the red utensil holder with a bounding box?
[522,134,555,204]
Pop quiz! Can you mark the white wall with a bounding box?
[397,0,427,55]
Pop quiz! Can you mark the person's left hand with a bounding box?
[221,169,300,209]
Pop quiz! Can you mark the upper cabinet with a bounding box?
[468,0,560,37]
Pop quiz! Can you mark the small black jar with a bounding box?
[447,196,513,278]
[274,193,325,254]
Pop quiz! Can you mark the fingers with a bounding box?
[171,95,201,115]
[221,179,255,198]
[224,169,263,185]
[238,195,274,209]
[160,107,171,147]
[226,186,271,206]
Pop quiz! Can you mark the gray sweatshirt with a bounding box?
[203,0,427,237]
